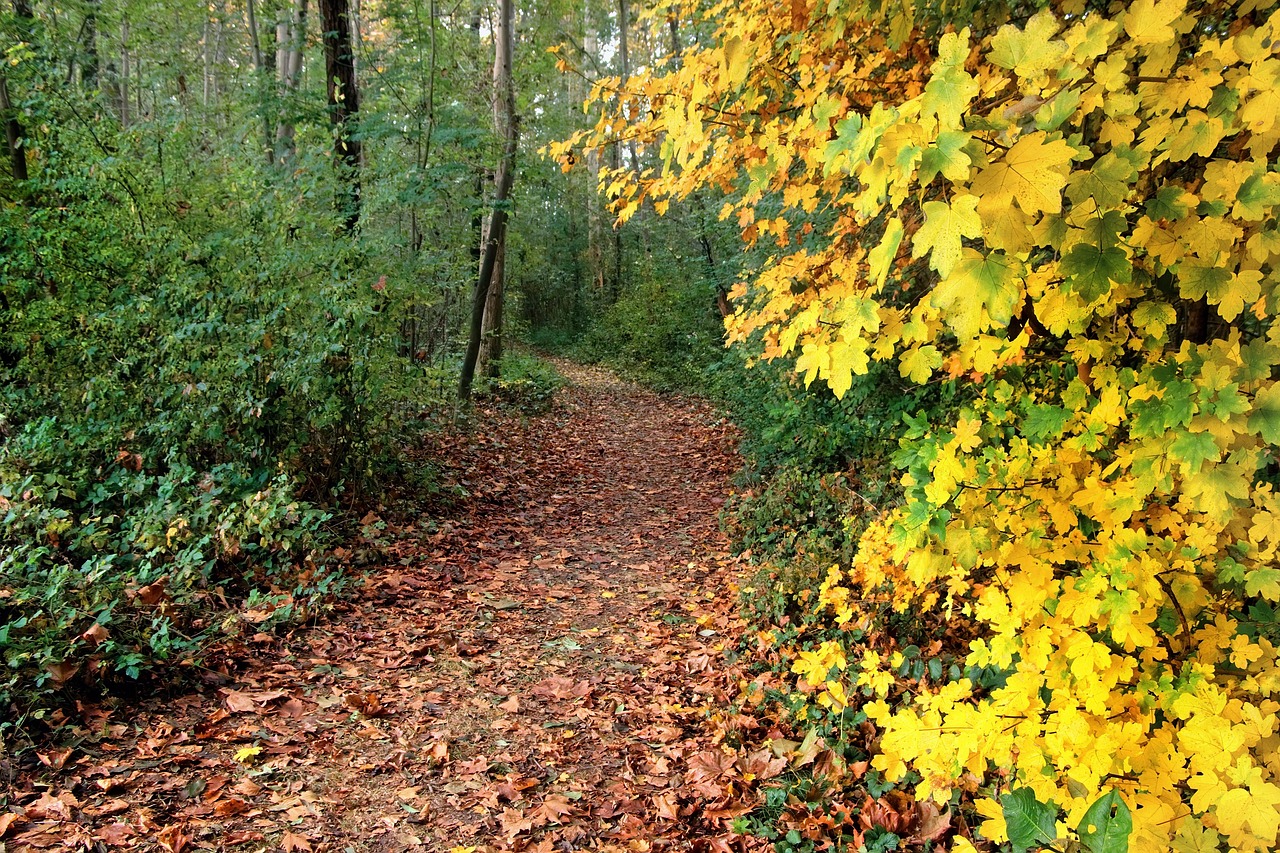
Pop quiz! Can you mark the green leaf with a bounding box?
[1023,403,1071,442]
[932,250,1022,338]
[1169,430,1220,474]
[1248,384,1280,444]
[1131,301,1176,338]
[919,131,972,184]
[1062,243,1130,301]
[1066,155,1136,208]
[1077,790,1132,853]
[1001,787,1059,853]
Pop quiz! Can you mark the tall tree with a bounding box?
[320,0,361,231]
[459,0,516,401]
[1,0,33,183]
[274,0,306,163]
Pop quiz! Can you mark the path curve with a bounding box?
[8,363,774,853]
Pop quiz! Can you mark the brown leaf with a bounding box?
[499,807,533,840]
[653,792,680,821]
[94,822,137,846]
[0,813,24,838]
[344,691,387,717]
[281,830,313,852]
[81,623,110,646]
[36,747,73,770]
[137,577,169,606]
[531,676,591,700]
[498,695,520,713]
[230,779,262,799]
[157,824,191,853]
[214,798,249,817]
[913,802,951,843]
[85,798,131,818]
[534,794,574,825]
[44,659,80,685]
[686,750,737,781]
[223,689,288,714]
[24,791,69,821]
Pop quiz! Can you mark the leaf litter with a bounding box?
[4,362,786,852]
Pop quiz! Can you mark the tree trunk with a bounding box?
[319,0,361,232]
[83,1,99,90]
[3,0,34,183]
[583,2,604,294]
[459,0,517,402]
[246,0,273,163]
[479,239,505,377]
[275,0,307,164]
[119,20,130,127]
[617,0,637,170]
[0,77,27,182]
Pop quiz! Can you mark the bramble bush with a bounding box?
[0,96,446,725]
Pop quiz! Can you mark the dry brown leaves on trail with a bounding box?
[4,363,782,853]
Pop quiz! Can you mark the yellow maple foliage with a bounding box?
[557,0,1280,849]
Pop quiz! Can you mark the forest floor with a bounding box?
[5,362,784,853]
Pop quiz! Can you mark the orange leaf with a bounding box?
[281,830,313,852]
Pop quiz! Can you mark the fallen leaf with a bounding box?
[913,802,952,842]
[214,798,249,817]
[36,747,73,770]
[281,830,313,852]
[499,695,520,713]
[232,778,264,798]
[0,813,24,838]
[95,822,137,846]
[44,659,80,685]
[157,824,191,853]
[24,791,69,821]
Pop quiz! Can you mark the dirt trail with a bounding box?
[7,363,775,853]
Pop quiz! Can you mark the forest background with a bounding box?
[3,0,1280,851]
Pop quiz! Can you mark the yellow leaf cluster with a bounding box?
[563,0,1280,849]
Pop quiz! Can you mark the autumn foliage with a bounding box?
[556,0,1280,849]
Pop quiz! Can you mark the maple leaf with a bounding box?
[932,250,1022,339]
[1248,384,1280,444]
[1061,243,1130,302]
[990,11,1069,81]
[1124,0,1185,46]
[281,830,313,852]
[1214,783,1280,849]
[973,132,1075,217]
[913,196,981,278]
[923,30,979,129]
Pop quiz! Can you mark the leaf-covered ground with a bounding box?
[3,363,782,852]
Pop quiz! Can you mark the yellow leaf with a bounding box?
[1124,0,1186,46]
[234,745,262,764]
[913,196,981,278]
[973,132,1075,217]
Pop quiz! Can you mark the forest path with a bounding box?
[9,362,776,853]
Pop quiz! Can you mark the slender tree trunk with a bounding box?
[459,0,517,402]
[0,77,27,182]
[3,0,34,183]
[319,0,361,232]
[479,0,517,379]
[83,1,99,90]
[246,0,274,163]
[202,17,211,107]
[275,0,307,164]
[479,240,505,376]
[583,2,604,294]
[617,0,637,170]
[119,20,130,127]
